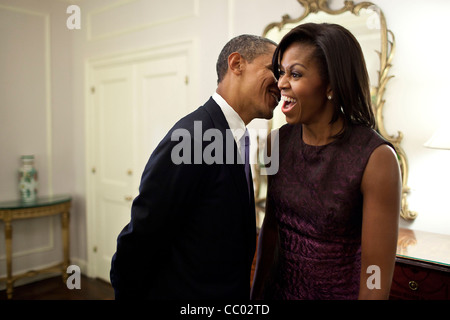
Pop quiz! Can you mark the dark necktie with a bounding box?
[241,129,251,196]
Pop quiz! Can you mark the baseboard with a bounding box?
[0,257,88,291]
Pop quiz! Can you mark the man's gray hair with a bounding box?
[216,34,277,84]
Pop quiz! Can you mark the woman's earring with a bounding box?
[327,95,332,100]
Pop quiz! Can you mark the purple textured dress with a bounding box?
[265,123,392,300]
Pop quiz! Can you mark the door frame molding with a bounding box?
[85,39,196,278]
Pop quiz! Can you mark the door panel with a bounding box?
[92,65,135,281]
[136,55,189,173]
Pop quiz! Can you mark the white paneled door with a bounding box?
[136,55,191,172]
[88,48,190,282]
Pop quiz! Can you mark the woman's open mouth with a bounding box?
[281,95,297,114]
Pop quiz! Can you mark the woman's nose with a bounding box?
[277,74,288,90]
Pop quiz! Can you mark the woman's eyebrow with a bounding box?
[279,62,308,70]
[289,63,308,70]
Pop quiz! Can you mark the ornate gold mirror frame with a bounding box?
[260,0,417,220]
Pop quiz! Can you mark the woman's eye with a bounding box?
[278,69,301,79]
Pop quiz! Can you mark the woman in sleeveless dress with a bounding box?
[251,23,401,300]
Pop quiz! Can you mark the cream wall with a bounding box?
[372,0,450,234]
[1,0,449,282]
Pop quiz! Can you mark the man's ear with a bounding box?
[228,52,246,76]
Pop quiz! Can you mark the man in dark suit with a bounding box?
[110,34,280,299]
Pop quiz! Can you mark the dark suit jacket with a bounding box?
[110,98,256,299]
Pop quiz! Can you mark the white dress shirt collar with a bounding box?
[212,92,247,147]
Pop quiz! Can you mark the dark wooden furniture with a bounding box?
[390,228,450,300]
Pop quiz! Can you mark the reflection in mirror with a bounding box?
[254,0,416,223]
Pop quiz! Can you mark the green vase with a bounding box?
[18,155,38,202]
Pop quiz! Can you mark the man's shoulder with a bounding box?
[172,98,222,132]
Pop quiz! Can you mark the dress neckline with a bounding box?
[298,125,339,149]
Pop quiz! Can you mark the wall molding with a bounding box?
[87,39,195,67]
[0,4,53,196]
[0,4,57,282]
[86,0,200,42]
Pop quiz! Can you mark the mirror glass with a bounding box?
[254,0,416,223]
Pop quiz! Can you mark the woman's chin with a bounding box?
[285,117,300,125]
[282,104,299,124]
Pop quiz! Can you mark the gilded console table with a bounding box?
[0,194,71,299]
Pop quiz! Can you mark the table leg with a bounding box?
[4,219,13,299]
[61,210,70,284]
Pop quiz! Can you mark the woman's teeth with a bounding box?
[281,96,297,103]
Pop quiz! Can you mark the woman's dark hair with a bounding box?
[273,23,375,139]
